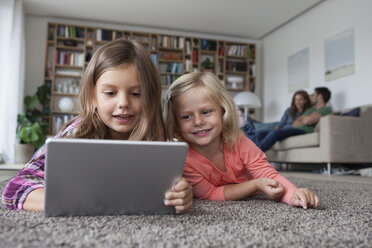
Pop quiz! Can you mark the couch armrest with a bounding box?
[319,114,372,162]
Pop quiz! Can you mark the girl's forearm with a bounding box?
[224,179,259,201]
[23,188,45,211]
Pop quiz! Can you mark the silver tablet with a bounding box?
[44,138,188,217]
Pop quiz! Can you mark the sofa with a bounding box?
[265,104,372,175]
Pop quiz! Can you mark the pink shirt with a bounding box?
[183,135,297,204]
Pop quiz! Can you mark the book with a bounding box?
[46,61,53,78]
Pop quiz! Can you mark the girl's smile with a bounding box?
[192,128,212,137]
[113,114,134,124]
[95,64,142,140]
[174,86,223,151]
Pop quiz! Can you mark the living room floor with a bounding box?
[1,169,371,184]
[280,171,372,185]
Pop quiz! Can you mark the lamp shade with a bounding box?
[233,91,261,108]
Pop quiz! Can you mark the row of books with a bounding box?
[151,37,157,50]
[159,36,185,49]
[58,25,84,39]
[227,45,246,57]
[201,40,217,51]
[164,62,183,74]
[192,49,198,63]
[250,64,256,77]
[160,75,181,86]
[219,46,225,56]
[46,62,53,78]
[248,81,255,92]
[96,29,113,41]
[160,51,182,60]
[226,61,248,72]
[55,51,85,67]
[185,59,193,72]
[185,40,192,54]
[151,54,158,66]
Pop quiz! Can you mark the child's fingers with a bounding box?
[296,190,308,209]
[309,192,320,208]
[165,189,190,200]
[172,177,189,192]
[291,196,303,207]
[265,178,279,187]
[314,194,320,208]
[164,192,192,207]
[175,199,193,214]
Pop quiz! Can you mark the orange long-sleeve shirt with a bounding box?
[183,135,297,204]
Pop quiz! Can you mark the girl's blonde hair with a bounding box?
[67,38,165,141]
[163,72,242,147]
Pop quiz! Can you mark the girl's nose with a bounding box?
[194,114,204,126]
[118,94,129,109]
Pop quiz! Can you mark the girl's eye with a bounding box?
[104,91,115,96]
[181,115,191,120]
[202,110,212,115]
[131,92,141,97]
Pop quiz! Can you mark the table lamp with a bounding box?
[233,91,261,121]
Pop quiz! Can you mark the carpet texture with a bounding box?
[0,177,371,247]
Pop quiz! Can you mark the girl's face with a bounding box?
[294,94,306,112]
[95,64,142,140]
[174,87,223,151]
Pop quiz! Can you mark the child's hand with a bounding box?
[290,188,319,209]
[164,177,193,214]
[256,178,284,200]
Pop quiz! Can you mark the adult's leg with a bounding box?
[255,129,271,142]
[260,128,306,152]
[241,122,261,149]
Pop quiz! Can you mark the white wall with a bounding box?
[262,0,372,122]
[24,15,260,107]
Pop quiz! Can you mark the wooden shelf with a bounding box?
[158,59,183,63]
[55,74,82,78]
[53,92,78,97]
[225,71,248,75]
[56,46,84,51]
[52,111,79,115]
[200,50,217,54]
[44,22,256,135]
[57,36,85,42]
[55,64,83,69]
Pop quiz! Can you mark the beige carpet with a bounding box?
[0,177,371,247]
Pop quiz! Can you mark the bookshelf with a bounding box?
[43,22,257,135]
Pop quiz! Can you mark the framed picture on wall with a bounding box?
[287,47,310,93]
[324,27,355,81]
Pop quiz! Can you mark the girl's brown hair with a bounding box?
[65,38,165,141]
[290,90,311,118]
[163,72,242,148]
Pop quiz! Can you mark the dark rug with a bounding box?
[0,177,371,247]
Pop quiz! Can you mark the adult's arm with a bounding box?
[276,108,290,129]
[292,111,322,127]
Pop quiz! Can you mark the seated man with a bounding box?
[256,87,332,152]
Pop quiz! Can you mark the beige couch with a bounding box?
[265,105,372,175]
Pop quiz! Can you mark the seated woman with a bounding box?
[255,90,311,145]
[240,90,311,149]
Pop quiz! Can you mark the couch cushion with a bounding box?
[271,132,319,151]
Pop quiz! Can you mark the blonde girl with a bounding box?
[3,39,192,213]
[164,72,319,209]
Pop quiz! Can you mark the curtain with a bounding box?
[0,0,25,163]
